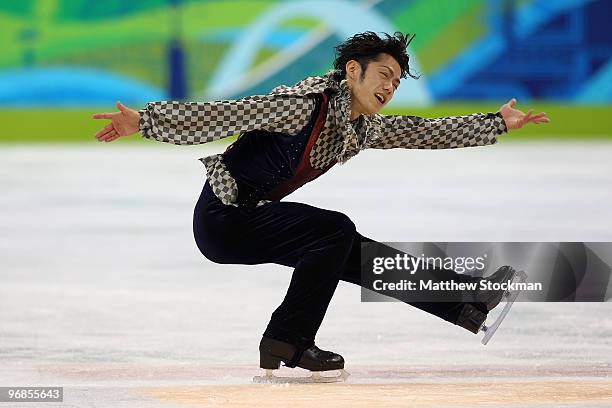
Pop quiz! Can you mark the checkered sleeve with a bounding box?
[139,94,315,145]
[368,111,508,150]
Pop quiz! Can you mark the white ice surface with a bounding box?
[0,142,611,406]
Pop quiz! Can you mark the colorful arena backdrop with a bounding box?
[0,0,611,142]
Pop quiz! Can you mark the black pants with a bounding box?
[193,181,467,350]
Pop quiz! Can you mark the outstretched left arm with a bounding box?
[368,99,549,150]
[499,98,549,130]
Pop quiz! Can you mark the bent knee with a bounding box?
[321,211,357,244]
[338,213,356,237]
[194,234,234,264]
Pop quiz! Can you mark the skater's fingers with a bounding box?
[534,116,550,124]
[96,126,115,141]
[96,130,112,141]
[536,112,549,121]
[95,123,114,138]
[98,129,117,142]
[522,109,534,124]
[102,130,118,142]
[93,112,119,120]
[528,112,548,124]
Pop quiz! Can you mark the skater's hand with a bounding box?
[499,98,550,130]
[93,101,140,142]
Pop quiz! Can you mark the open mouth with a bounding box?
[374,93,385,105]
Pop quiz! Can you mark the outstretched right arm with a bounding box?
[94,94,314,145]
[93,102,140,142]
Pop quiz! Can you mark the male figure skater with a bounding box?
[93,32,549,380]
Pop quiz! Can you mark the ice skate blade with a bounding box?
[253,369,350,384]
[481,270,527,346]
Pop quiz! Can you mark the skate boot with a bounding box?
[456,303,487,334]
[253,336,349,383]
[479,269,527,345]
[471,265,517,313]
[457,268,527,345]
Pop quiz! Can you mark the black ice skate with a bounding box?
[457,268,527,345]
[253,336,349,383]
[456,303,488,334]
[479,269,527,345]
[473,265,518,312]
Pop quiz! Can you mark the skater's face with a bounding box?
[345,53,401,120]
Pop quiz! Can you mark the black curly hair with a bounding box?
[332,31,418,82]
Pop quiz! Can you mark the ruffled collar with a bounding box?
[322,71,382,164]
[270,70,382,164]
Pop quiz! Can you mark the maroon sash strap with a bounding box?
[265,93,337,201]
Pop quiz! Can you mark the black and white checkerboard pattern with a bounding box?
[199,154,238,206]
[369,112,507,150]
[140,95,315,145]
[139,72,506,206]
[199,154,271,208]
